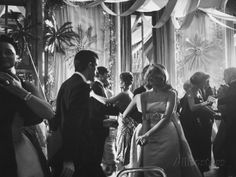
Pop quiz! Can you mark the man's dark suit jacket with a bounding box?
[55,74,93,165]
[217,81,236,172]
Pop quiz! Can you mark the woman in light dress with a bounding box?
[122,64,202,177]
[91,72,137,171]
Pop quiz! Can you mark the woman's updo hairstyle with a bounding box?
[120,71,133,87]
[190,72,209,88]
[145,64,172,91]
[95,66,109,78]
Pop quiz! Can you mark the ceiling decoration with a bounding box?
[62,0,236,30]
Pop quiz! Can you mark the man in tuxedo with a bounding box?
[90,66,119,177]
[54,50,98,177]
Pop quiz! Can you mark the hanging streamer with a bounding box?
[84,0,105,8]
[207,13,236,31]
[187,0,200,15]
[140,13,153,29]
[137,0,168,12]
[100,2,117,16]
[199,8,236,22]
[131,14,141,32]
[63,0,81,7]
[118,0,145,17]
[171,12,195,30]
[171,0,200,29]
[179,12,195,30]
[135,0,198,30]
[153,0,177,29]
[172,0,200,18]
[171,11,195,30]
[63,0,105,8]
[100,0,146,16]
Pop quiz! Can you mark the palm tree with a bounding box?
[43,18,78,100]
[3,11,37,59]
[44,20,78,55]
[2,11,47,99]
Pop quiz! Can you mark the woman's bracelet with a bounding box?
[24,92,32,101]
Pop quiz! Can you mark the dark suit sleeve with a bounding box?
[133,88,139,97]
[92,82,104,96]
[62,83,91,161]
[92,82,119,116]
[218,95,236,105]
[133,86,145,97]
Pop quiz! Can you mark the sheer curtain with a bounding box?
[50,4,107,99]
[0,5,5,16]
[120,2,132,72]
[175,11,226,97]
[152,10,176,88]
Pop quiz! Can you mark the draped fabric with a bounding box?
[48,0,236,99]
[120,2,132,72]
[225,3,236,68]
[152,10,176,87]
[175,11,226,97]
[0,5,5,16]
[49,5,108,99]
[49,7,70,99]
[225,21,236,67]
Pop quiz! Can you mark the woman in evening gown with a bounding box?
[180,72,215,175]
[123,64,202,177]
[91,72,137,171]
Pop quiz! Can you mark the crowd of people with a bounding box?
[1,34,236,177]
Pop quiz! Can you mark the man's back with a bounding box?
[90,80,109,132]
[55,74,93,163]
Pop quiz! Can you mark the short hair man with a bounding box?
[54,50,98,177]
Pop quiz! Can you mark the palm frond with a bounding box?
[44,20,78,54]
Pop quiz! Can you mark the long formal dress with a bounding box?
[115,91,137,169]
[142,100,181,177]
[180,91,213,173]
[128,93,202,177]
[0,80,49,177]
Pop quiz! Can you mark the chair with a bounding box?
[116,166,167,177]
